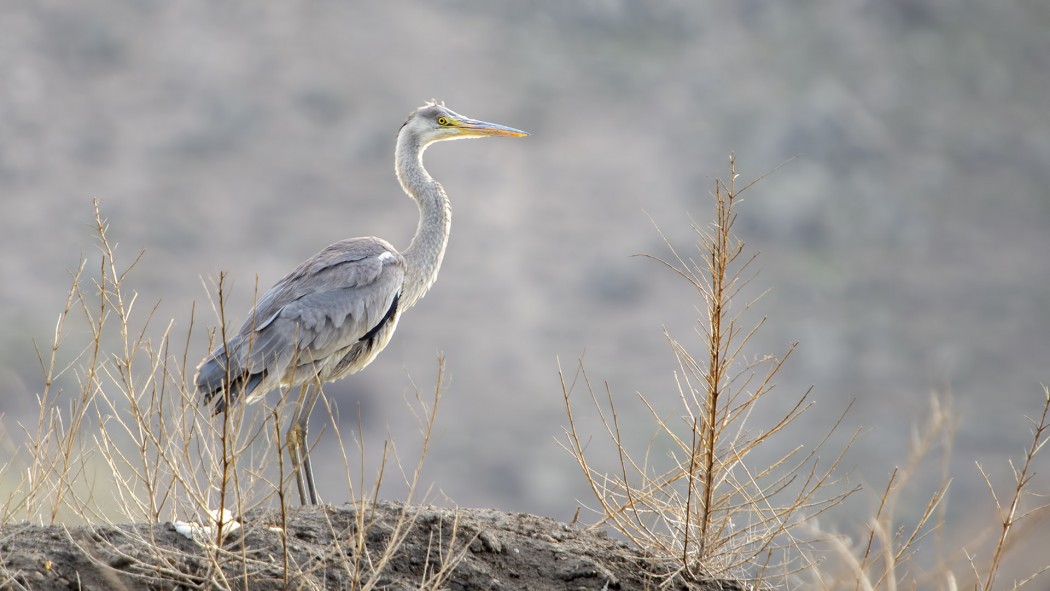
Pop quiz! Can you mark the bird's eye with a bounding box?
[437,116,450,126]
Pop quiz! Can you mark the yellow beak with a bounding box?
[455,117,528,138]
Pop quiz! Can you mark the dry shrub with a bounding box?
[562,155,854,586]
[809,388,1050,591]
[563,155,1050,590]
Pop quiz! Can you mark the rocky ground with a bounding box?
[0,502,741,590]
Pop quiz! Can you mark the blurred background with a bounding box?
[2,0,1048,581]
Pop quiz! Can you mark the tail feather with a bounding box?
[195,344,266,415]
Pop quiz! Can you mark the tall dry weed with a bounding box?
[562,155,854,585]
[562,155,1050,590]
[808,388,1050,591]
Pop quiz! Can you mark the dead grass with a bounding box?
[562,155,855,586]
[0,199,466,589]
[806,387,1050,591]
[561,155,1050,590]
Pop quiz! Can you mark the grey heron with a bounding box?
[194,101,527,505]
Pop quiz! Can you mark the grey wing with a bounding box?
[196,237,405,412]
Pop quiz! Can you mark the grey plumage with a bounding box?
[193,102,526,504]
[196,238,405,412]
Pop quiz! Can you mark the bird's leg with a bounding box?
[286,420,309,505]
[287,383,324,505]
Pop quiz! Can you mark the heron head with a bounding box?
[402,101,528,146]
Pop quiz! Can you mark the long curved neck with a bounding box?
[395,132,451,309]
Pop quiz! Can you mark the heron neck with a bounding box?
[396,135,451,309]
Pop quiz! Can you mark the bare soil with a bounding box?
[0,502,740,590]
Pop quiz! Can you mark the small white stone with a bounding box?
[171,508,240,545]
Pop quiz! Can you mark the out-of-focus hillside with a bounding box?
[2,0,1048,578]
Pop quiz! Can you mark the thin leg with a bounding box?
[287,384,324,505]
[299,441,318,506]
[287,423,309,504]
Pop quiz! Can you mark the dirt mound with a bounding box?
[0,502,740,590]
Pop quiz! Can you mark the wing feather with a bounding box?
[195,237,405,410]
